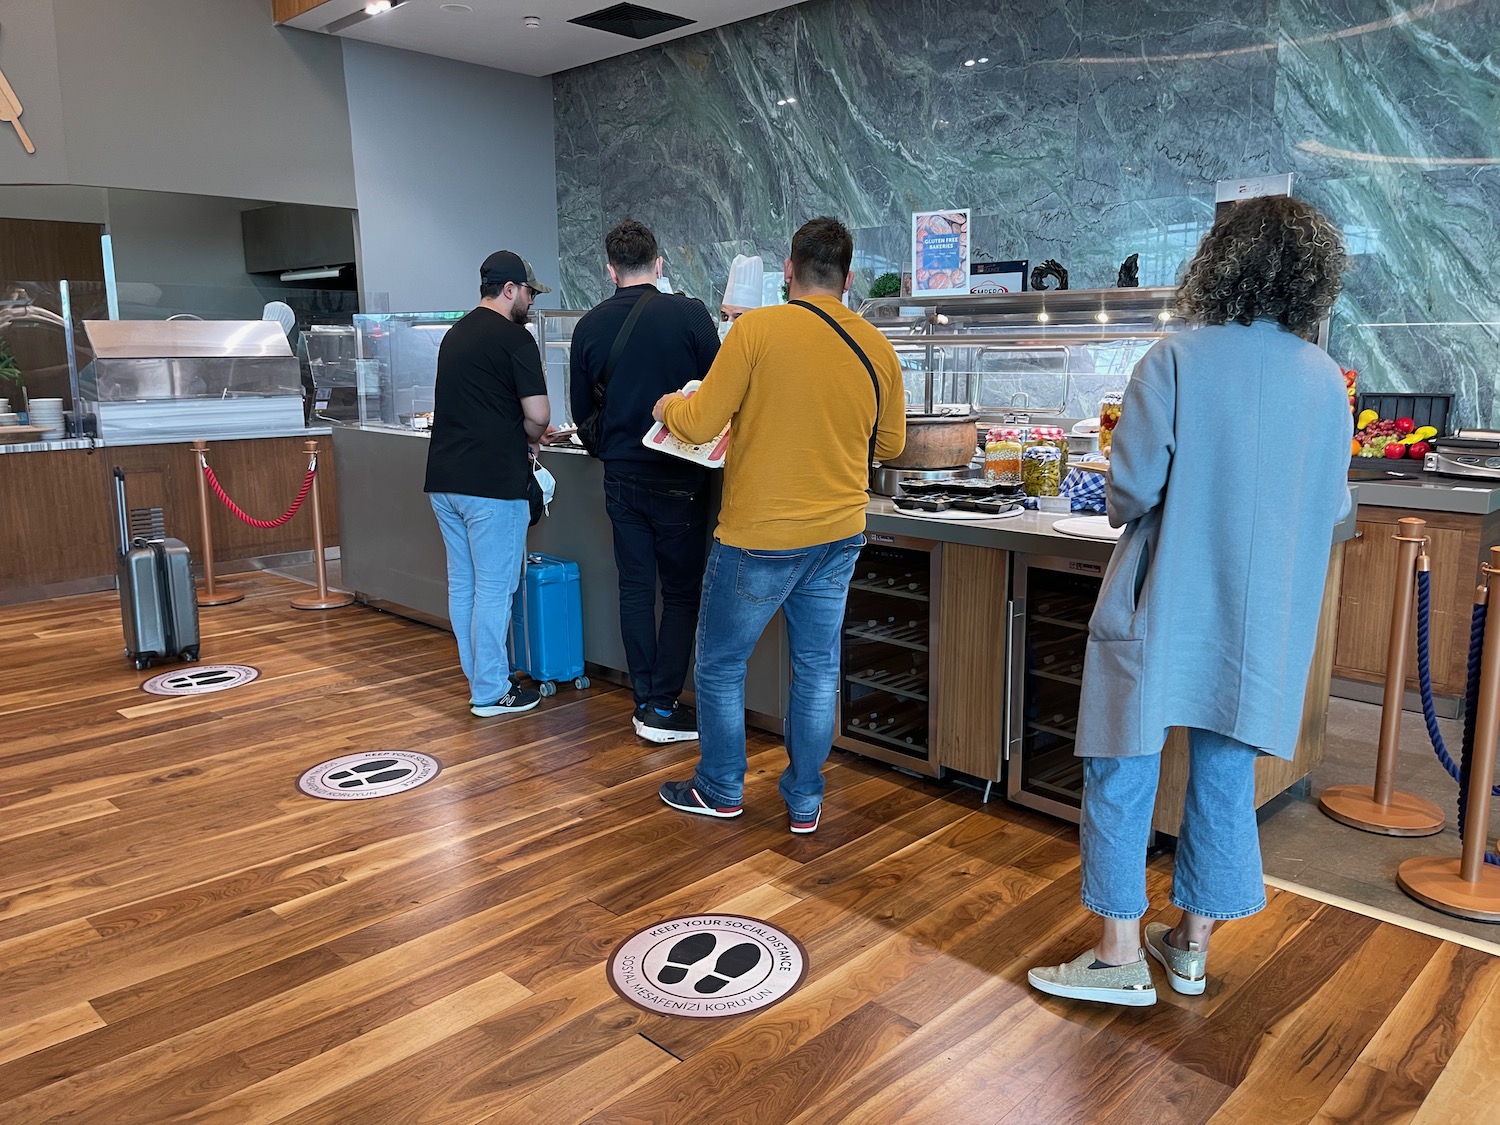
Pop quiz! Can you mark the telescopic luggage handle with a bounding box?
[112,467,131,555]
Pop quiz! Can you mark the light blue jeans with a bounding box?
[429,493,529,705]
[691,533,865,818]
[1080,727,1267,921]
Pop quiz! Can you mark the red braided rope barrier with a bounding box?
[202,458,317,529]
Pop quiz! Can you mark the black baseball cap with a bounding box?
[480,250,552,294]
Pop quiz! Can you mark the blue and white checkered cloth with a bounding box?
[1019,466,1108,513]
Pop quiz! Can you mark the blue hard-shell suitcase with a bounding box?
[509,552,588,697]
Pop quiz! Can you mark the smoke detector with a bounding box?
[524,15,541,29]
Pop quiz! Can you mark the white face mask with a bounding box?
[717,318,733,342]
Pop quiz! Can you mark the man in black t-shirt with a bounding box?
[425,250,553,716]
[570,220,720,743]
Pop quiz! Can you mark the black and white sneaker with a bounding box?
[634,702,699,743]
[471,687,541,717]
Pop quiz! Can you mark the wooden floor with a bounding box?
[1,575,1498,1124]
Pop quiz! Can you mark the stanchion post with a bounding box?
[291,439,354,611]
[191,439,244,607]
[1318,516,1445,836]
[1397,546,1500,920]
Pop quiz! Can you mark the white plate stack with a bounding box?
[28,398,64,440]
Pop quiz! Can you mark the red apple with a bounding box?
[1395,417,1416,434]
[1408,441,1431,459]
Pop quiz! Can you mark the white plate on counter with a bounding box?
[1052,515,1123,540]
[890,504,1026,522]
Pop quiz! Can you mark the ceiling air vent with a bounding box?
[568,3,694,40]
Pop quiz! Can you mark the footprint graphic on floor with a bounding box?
[655,932,716,985]
[326,759,414,789]
[694,942,762,994]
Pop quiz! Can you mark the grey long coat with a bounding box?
[1075,320,1352,761]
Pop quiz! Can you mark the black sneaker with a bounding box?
[471,687,541,717]
[659,779,742,818]
[634,702,699,744]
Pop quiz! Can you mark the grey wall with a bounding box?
[344,40,559,312]
[555,0,1500,427]
[103,190,262,289]
[0,0,356,207]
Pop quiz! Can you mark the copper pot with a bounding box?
[882,413,980,470]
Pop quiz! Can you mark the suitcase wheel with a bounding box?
[134,658,150,671]
[182,648,200,662]
[573,676,589,691]
[538,681,557,698]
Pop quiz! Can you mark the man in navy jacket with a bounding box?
[570,219,720,743]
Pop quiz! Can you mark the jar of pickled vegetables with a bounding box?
[1098,392,1124,455]
[984,427,1023,485]
[1022,445,1062,497]
[1032,425,1069,476]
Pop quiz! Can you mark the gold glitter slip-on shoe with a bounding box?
[1144,922,1208,995]
[1028,948,1157,1006]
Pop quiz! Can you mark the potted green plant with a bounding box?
[0,335,24,418]
[868,272,902,298]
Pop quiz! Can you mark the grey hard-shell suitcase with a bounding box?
[113,467,200,670]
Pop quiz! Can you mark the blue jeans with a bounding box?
[692,533,865,817]
[1080,727,1267,921]
[429,493,529,705]
[603,469,709,710]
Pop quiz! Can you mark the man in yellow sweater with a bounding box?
[650,216,906,833]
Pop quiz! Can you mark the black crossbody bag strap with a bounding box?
[790,299,883,467]
[597,288,656,405]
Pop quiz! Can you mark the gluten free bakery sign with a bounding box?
[607,915,808,1018]
[912,209,970,296]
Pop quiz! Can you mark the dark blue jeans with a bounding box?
[603,469,710,710]
[692,533,865,817]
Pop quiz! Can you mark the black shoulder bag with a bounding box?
[790,300,883,467]
[578,288,656,457]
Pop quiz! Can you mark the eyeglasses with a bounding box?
[522,284,539,298]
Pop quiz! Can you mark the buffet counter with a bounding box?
[333,426,1356,834]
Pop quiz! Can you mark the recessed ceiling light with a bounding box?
[364,0,393,14]
[978,57,989,63]
[786,97,797,104]
[963,59,976,67]
[441,3,471,10]
[1095,312,1110,323]
[1037,311,1050,323]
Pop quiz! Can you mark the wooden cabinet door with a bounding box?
[1334,509,1483,697]
[934,543,1009,781]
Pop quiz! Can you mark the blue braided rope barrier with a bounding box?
[1415,569,1500,866]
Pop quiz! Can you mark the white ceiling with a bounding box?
[282,0,813,78]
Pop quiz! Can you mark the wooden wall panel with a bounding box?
[272,0,335,23]
[1334,507,1496,697]
[934,542,1009,781]
[0,218,105,284]
[0,437,340,602]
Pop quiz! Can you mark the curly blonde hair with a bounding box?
[1176,196,1347,337]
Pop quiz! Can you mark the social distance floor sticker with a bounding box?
[607,914,808,1018]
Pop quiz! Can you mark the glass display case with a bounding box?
[300,324,359,424]
[859,286,1186,421]
[352,308,582,432]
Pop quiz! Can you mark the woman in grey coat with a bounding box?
[1030,196,1352,1007]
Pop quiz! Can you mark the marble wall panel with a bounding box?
[555,0,1500,424]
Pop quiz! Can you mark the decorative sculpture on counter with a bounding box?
[1117,253,1139,288]
[1030,259,1068,291]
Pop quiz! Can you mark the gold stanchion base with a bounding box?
[1317,784,1446,836]
[197,589,245,607]
[291,591,355,611]
[1397,856,1500,923]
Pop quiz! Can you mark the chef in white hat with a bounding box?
[719,254,763,336]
